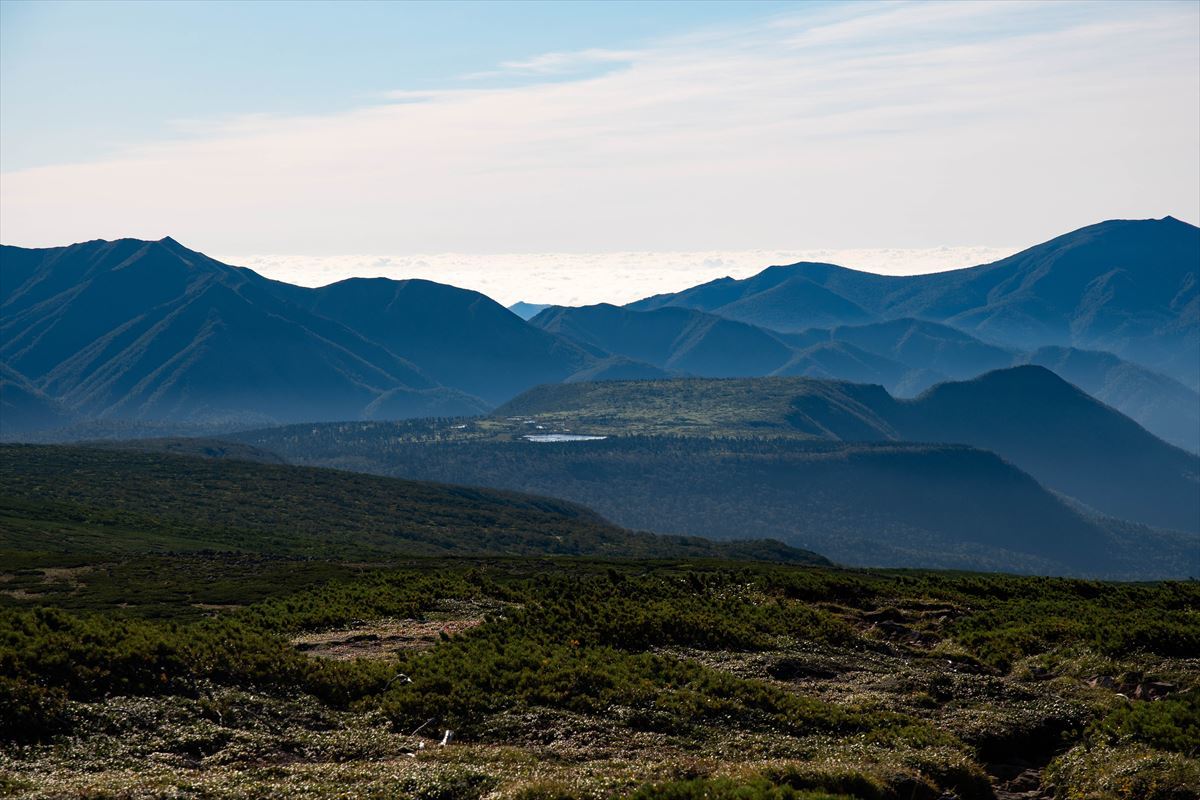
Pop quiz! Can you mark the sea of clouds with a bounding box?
[225,245,1017,307]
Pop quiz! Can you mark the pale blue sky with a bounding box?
[0,0,805,169]
[1,0,1197,304]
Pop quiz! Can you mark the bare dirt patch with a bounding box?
[0,588,41,600]
[39,565,96,581]
[291,601,495,660]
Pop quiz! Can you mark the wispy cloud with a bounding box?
[2,0,1196,259]
[465,48,638,79]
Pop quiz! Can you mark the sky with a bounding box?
[2,0,1197,305]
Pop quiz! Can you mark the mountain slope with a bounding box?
[896,217,1199,375]
[0,239,459,425]
[822,318,1014,387]
[631,264,874,332]
[530,305,929,390]
[0,443,828,564]
[508,301,552,320]
[771,340,914,388]
[0,363,74,437]
[227,425,1195,578]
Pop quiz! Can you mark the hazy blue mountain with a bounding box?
[0,239,439,425]
[894,366,1199,532]
[530,303,929,389]
[500,368,1200,533]
[631,217,1200,388]
[1018,346,1200,453]
[803,321,1198,449]
[269,277,597,405]
[771,340,913,388]
[0,238,593,429]
[508,301,552,320]
[6,220,1196,451]
[822,318,1013,385]
[632,264,874,331]
[531,303,796,377]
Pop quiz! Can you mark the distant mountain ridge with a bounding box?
[0,238,611,432]
[630,217,1200,390]
[3,218,1197,450]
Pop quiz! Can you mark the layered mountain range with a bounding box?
[2,217,1197,576]
[630,216,1199,388]
[530,304,1200,451]
[533,217,1199,450]
[3,217,1196,449]
[0,237,605,431]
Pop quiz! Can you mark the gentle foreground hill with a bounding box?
[230,426,1198,579]
[0,444,826,565]
[247,433,1196,578]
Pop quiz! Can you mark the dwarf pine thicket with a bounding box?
[1,549,1198,798]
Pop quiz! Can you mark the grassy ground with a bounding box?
[1,556,1197,800]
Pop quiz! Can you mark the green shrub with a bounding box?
[0,675,69,741]
[1090,690,1200,756]
[628,776,858,800]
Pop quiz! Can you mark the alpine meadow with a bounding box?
[1,2,1198,800]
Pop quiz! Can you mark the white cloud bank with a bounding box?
[226,245,1018,307]
[2,0,1197,270]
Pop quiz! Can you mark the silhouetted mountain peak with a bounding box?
[917,364,1083,402]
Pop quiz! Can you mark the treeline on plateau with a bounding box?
[232,434,1196,579]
